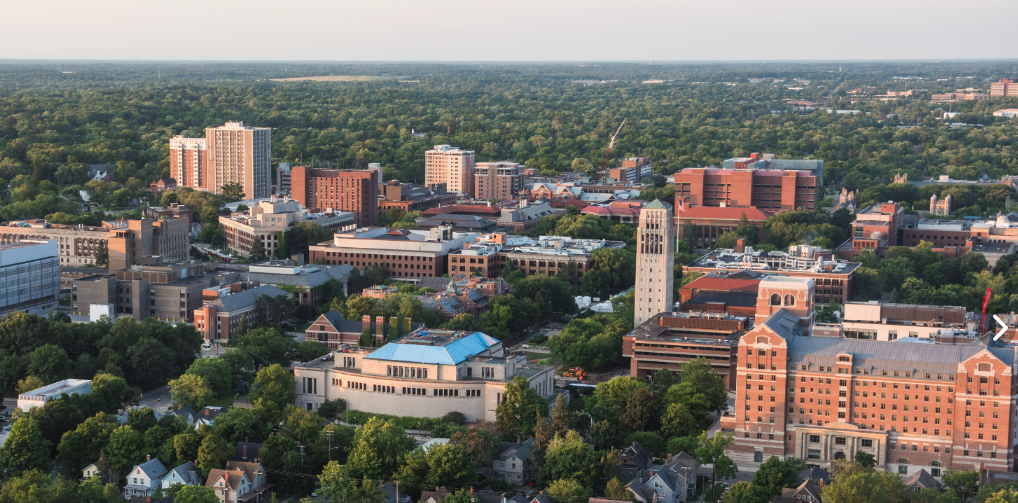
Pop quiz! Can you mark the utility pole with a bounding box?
[326,429,334,462]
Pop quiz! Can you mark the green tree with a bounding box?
[26,344,72,384]
[678,357,729,413]
[250,364,297,406]
[449,429,502,468]
[171,485,221,503]
[169,374,216,410]
[620,387,658,432]
[550,395,571,434]
[248,237,269,263]
[696,431,736,491]
[1,418,52,474]
[94,240,109,268]
[546,478,590,500]
[752,456,807,498]
[943,470,979,503]
[347,418,416,480]
[606,477,632,501]
[107,425,144,474]
[185,358,235,397]
[854,451,875,469]
[592,376,649,418]
[127,406,158,432]
[821,463,907,503]
[174,430,202,465]
[197,434,233,477]
[722,481,772,503]
[15,376,44,394]
[220,183,245,202]
[496,375,550,442]
[234,327,298,370]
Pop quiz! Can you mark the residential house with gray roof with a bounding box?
[494,438,535,484]
[123,457,168,498]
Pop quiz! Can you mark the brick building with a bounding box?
[309,226,479,279]
[303,311,417,349]
[378,181,456,214]
[145,204,195,225]
[580,205,641,224]
[474,162,525,202]
[290,166,380,227]
[447,233,626,280]
[194,284,291,342]
[836,203,904,259]
[608,157,653,183]
[149,178,177,196]
[674,154,823,212]
[678,270,763,318]
[170,122,272,199]
[722,316,1018,475]
[425,145,475,196]
[990,79,1018,97]
[72,261,216,322]
[677,206,770,249]
[931,93,989,103]
[169,136,207,191]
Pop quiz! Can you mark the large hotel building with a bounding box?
[721,278,1018,476]
[169,122,272,199]
[425,145,475,196]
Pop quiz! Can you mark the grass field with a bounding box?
[269,75,395,82]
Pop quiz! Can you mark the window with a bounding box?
[754,451,763,462]
[861,439,872,447]
[835,437,846,445]
[808,449,821,460]
[809,435,820,443]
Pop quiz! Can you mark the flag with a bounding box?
[981,287,992,334]
[676,199,686,213]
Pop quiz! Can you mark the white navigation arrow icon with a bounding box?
[994,315,1009,341]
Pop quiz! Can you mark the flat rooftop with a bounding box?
[20,378,90,397]
[688,249,861,275]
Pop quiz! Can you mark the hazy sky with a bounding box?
[4,0,1016,61]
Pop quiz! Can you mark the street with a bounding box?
[139,385,173,415]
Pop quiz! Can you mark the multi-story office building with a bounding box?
[292,328,555,421]
[194,284,291,342]
[623,311,748,390]
[0,217,189,269]
[608,157,653,183]
[474,162,525,202]
[721,307,1018,475]
[990,79,1018,97]
[930,93,989,103]
[425,145,475,195]
[447,233,626,280]
[309,226,479,279]
[683,245,859,305]
[240,261,352,309]
[169,136,207,190]
[993,109,1018,118]
[674,153,822,212]
[290,167,380,227]
[276,163,291,194]
[171,122,272,199]
[145,203,195,225]
[220,197,353,257]
[378,181,456,214]
[677,206,770,249]
[635,200,675,327]
[841,301,971,341]
[0,240,59,316]
[836,202,905,259]
[71,261,216,322]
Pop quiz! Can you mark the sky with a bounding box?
[4,0,1017,61]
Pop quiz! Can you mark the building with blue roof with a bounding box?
[293,328,554,422]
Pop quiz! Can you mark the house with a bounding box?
[123,457,169,498]
[774,479,823,503]
[665,452,699,500]
[474,487,505,503]
[150,178,178,196]
[233,441,263,463]
[904,469,942,491]
[81,460,126,484]
[421,487,452,503]
[195,406,227,428]
[206,468,251,503]
[167,405,199,425]
[507,495,530,503]
[796,467,831,486]
[381,482,413,503]
[626,453,698,503]
[621,442,653,470]
[162,460,202,489]
[528,491,553,503]
[225,460,269,499]
[494,438,535,484]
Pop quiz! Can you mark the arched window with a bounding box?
[897,458,909,465]
[931,461,941,467]
[834,452,846,460]
[770,294,781,306]
[785,294,795,306]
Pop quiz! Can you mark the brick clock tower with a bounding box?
[635,200,675,327]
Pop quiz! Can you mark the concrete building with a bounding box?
[608,157,653,184]
[0,217,189,269]
[378,181,455,214]
[240,261,352,308]
[720,312,1018,475]
[495,201,564,234]
[635,200,675,327]
[474,162,525,202]
[17,378,91,412]
[674,153,823,212]
[684,245,858,306]
[993,109,1018,118]
[676,206,769,249]
[71,261,216,322]
[447,233,626,280]
[293,329,555,421]
[309,226,479,279]
[194,284,291,342]
[290,166,380,227]
[145,203,195,225]
[930,93,989,103]
[931,194,952,216]
[276,162,291,194]
[0,240,59,316]
[990,79,1018,97]
[623,311,748,390]
[425,145,475,196]
[841,301,971,341]
[169,136,207,191]
[220,197,354,257]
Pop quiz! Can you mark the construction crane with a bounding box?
[598,118,627,182]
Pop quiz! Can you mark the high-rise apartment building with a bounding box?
[169,136,207,190]
[425,145,475,196]
[990,79,1018,97]
[674,153,822,213]
[169,122,272,199]
[474,162,525,201]
[634,200,675,327]
[290,167,380,227]
[609,157,654,183]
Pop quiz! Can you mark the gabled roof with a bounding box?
[365,332,499,365]
[419,277,453,291]
[497,438,535,462]
[761,309,806,339]
[168,405,198,422]
[625,478,656,502]
[904,469,942,490]
[225,460,263,484]
[381,482,412,503]
[208,285,291,312]
[165,461,201,485]
[475,486,504,503]
[234,442,263,462]
[621,442,651,468]
[797,466,831,485]
[666,451,698,473]
[205,468,247,491]
[131,458,168,480]
[421,486,452,503]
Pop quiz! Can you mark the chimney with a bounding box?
[146,454,151,462]
[362,315,372,334]
[376,316,385,337]
[205,409,210,416]
[735,238,746,253]
[146,498,152,503]
[178,404,182,410]
[243,445,248,460]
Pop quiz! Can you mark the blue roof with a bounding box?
[364,332,499,365]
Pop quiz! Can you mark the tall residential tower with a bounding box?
[169,122,272,199]
[425,145,475,196]
[634,200,675,327]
